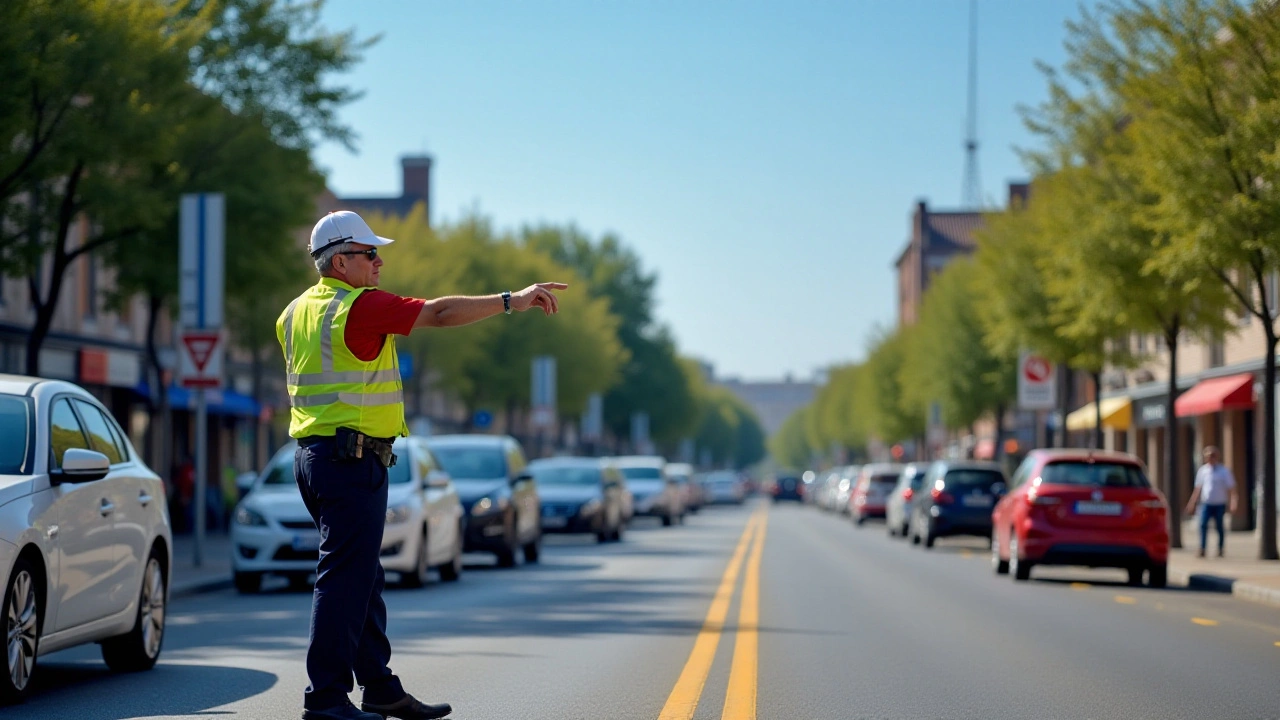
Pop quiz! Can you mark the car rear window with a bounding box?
[943,470,1004,490]
[621,467,662,480]
[1040,462,1149,488]
[0,395,31,474]
[872,474,899,485]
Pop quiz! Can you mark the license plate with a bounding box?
[542,517,568,528]
[962,495,993,507]
[1075,501,1122,516]
[292,533,321,551]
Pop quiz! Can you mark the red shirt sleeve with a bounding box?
[344,290,426,362]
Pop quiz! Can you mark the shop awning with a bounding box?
[135,382,261,418]
[1066,397,1133,431]
[1175,373,1255,418]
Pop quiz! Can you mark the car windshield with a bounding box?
[621,466,661,480]
[260,455,294,486]
[0,395,30,474]
[432,447,507,479]
[1041,462,1150,488]
[530,466,600,485]
[943,470,1004,491]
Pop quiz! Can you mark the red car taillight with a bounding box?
[931,488,954,505]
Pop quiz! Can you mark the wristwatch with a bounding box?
[502,290,512,315]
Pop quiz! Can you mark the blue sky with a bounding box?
[314,0,1094,382]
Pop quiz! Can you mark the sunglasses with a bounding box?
[338,248,378,261]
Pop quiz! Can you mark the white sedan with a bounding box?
[0,375,171,704]
[231,436,465,592]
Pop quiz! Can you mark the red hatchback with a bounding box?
[991,449,1169,587]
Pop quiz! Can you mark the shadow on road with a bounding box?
[9,662,276,719]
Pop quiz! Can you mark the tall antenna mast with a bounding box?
[961,0,982,208]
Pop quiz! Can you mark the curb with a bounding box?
[1171,569,1280,609]
[170,576,233,599]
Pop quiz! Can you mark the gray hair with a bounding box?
[314,241,356,275]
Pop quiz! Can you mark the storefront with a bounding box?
[1175,372,1256,531]
[1065,396,1133,450]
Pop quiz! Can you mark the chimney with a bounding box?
[1007,181,1029,209]
[401,155,432,221]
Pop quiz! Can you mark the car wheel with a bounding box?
[924,524,936,549]
[102,550,166,673]
[233,571,263,594]
[1011,535,1031,581]
[287,574,313,592]
[522,534,541,564]
[401,529,430,589]
[854,513,866,527]
[1148,563,1167,589]
[1127,567,1145,586]
[992,535,1009,575]
[662,513,673,527]
[2,556,40,704]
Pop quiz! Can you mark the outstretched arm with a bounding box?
[414,282,567,329]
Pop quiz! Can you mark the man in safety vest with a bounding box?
[277,210,564,720]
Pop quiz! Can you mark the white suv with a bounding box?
[0,375,172,704]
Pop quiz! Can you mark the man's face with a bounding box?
[333,243,382,288]
[1205,450,1219,464]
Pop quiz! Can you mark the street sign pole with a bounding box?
[180,193,224,568]
[194,390,207,567]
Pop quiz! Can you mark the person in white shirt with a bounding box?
[1183,446,1238,558]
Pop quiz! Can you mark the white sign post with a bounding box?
[1017,351,1057,411]
[179,193,225,568]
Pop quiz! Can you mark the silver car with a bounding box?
[614,456,684,524]
[231,437,464,592]
[886,462,931,538]
[0,376,172,704]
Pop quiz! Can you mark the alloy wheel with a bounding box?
[140,559,165,659]
[7,569,37,691]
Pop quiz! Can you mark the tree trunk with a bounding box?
[25,164,84,376]
[993,402,1006,462]
[1165,320,1182,550]
[1260,329,1279,560]
[1092,370,1104,450]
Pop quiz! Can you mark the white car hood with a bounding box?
[245,487,309,520]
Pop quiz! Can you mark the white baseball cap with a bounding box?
[309,210,395,256]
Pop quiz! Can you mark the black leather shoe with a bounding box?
[361,694,452,719]
[302,700,383,720]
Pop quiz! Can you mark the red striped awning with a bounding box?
[1174,373,1255,418]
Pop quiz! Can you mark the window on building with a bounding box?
[1209,337,1225,368]
[1268,270,1279,315]
[1137,333,1148,354]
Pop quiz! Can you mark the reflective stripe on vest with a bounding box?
[277,278,408,439]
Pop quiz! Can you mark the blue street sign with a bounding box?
[398,351,414,380]
[473,410,493,429]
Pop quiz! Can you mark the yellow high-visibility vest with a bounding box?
[276,277,408,439]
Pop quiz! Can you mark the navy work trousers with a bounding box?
[295,437,406,711]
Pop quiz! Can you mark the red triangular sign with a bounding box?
[183,335,218,373]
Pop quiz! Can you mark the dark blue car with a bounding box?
[910,461,1006,548]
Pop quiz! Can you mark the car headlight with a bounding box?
[385,504,412,525]
[234,506,267,527]
[581,498,603,516]
[471,496,509,516]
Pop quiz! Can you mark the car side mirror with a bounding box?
[424,470,451,490]
[52,448,111,484]
[991,482,1007,496]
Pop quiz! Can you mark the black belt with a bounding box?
[302,428,397,468]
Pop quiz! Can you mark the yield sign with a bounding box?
[179,329,224,389]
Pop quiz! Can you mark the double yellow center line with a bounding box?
[659,509,769,720]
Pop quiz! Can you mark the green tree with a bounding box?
[523,223,697,447]
[903,258,1017,451]
[865,326,926,446]
[770,407,816,471]
[1041,0,1278,556]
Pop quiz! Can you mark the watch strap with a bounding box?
[502,290,512,314]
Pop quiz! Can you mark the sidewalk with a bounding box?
[170,530,234,597]
[1167,519,1280,608]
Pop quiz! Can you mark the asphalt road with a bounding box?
[10,500,1280,720]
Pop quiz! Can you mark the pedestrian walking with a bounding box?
[277,210,565,720]
[1183,445,1238,559]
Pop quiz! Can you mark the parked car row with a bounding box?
[809,449,1173,588]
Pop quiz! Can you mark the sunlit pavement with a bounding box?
[11,500,1280,720]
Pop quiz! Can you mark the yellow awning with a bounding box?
[1066,397,1132,431]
